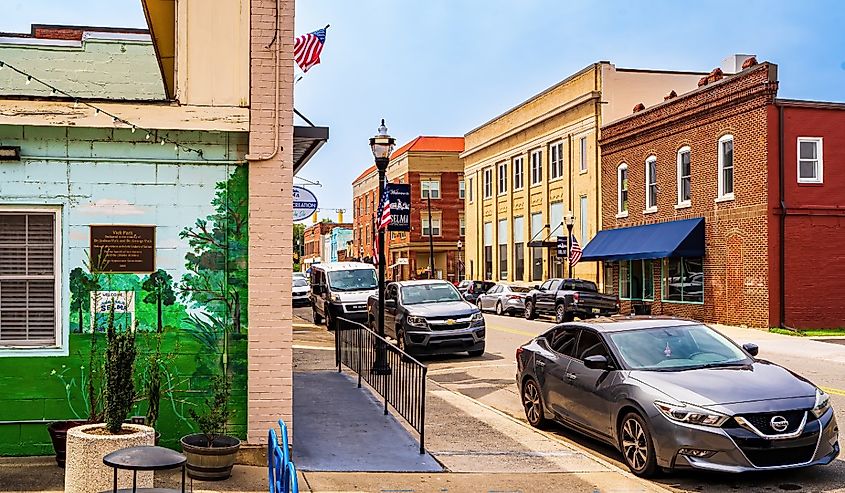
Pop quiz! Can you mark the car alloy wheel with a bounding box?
[521,379,547,428]
[524,300,535,320]
[496,301,503,316]
[620,413,657,477]
[477,299,484,311]
[555,304,566,323]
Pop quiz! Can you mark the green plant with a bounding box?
[104,303,137,434]
[142,269,177,333]
[145,331,163,429]
[188,373,234,447]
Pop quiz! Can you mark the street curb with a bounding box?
[428,379,675,493]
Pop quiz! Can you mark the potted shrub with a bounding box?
[64,305,155,493]
[180,373,241,480]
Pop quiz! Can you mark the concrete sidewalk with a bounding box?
[712,323,845,363]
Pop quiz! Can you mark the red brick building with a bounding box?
[352,136,466,281]
[584,58,845,329]
[302,221,352,269]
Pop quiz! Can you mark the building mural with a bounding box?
[0,125,248,455]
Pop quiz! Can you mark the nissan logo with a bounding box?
[770,415,789,433]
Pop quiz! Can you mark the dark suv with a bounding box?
[457,280,495,304]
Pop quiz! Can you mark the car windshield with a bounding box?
[402,283,463,305]
[327,269,378,291]
[293,278,308,287]
[607,324,750,371]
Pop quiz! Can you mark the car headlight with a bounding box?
[331,294,341,303]
[471,312,484,323]
[812,389,831,418]
[406,315,428,328]
[654,401,729,427]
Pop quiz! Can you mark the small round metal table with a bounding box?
[102,445,187,493]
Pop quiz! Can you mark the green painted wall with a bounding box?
[0,125,249,455]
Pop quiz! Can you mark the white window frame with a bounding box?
[676,146,691,207]
[0,205,64,356]
[459,178,466,199]
[483,168,492,199]
[617,163,628,217]
[422,215,442,237]
[549,141,563,181]
[530,149,543,186]
[797,137,823,184]
[498,162,508,195]
[421,179,441,200]
[513,156,524,191]
[579,136,588,173]
[717,134,735,200]
[644,155,658,213]
[459,214,465,237]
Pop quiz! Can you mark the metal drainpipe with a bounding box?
[778,103,790,331]
[594,66,602,285]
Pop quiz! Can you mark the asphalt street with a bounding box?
[294,306,845,493]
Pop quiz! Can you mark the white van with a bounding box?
[309,262,378,330]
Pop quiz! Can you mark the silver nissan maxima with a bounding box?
[516,317,839,477]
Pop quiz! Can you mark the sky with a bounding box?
[3,1,845,214]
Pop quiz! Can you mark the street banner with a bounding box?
[556,236,567,258]
[386,183,411,231]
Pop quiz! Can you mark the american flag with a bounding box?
[372,185,391,266]
[294,26,328,73]
[569,235,582,267]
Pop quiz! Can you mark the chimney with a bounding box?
[706,67,724,84]
[698,76,708,87]
[721,54,757,74]
[632,103,645,113]
[663,90,677,101]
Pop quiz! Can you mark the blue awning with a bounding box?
[581,218,705,262]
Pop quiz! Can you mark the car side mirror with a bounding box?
[385,299,396,308]
[584,355,610,370]
[742,343,759,357]
[535,285,543,291]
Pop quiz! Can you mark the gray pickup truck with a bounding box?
[523,278,619,322]
[367,280,486,357]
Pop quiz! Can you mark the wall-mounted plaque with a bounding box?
[90,225,156,273]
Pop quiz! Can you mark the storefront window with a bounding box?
[603,263,613,294]
[662,257,704,303]
[619,260,653,301]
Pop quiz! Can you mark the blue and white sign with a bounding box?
[293,186,318,222]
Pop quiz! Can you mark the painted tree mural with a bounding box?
[69,267,99,332]
[179,166,248,335]
[142,269,177,334]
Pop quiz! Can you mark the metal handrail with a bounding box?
[336,318,427,454]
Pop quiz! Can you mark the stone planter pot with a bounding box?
[180,434,241,481]
[64,423,156,493]
[47,420,89,467]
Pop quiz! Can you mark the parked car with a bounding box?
[524,278,619,322]
[294,271,308,283]
[310,262,378,330]
[292,278,310,307]
[368,280,486,357]
[457,280,496,304]
[476,283,531,316]
[516,317,839,477]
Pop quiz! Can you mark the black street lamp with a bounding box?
[456,240,463,281]
[564,211,575,278]
[370,119,395,375]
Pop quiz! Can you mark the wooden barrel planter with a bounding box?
[180,434,241,480]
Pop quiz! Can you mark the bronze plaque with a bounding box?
[90,225,156,273]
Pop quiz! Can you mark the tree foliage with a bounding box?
[179,167,248,334]
[141,269,177,334]
[69,267,99,333]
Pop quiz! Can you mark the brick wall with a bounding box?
[247,0,294,444]
[600,64,778,328]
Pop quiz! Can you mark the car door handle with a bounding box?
[566,373,577,381]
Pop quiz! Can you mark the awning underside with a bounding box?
[581,218,705,262]
[293,125,329,175]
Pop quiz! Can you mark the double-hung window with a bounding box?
[498,162,508,195]
[718,135,734,199]
[422,215,442,236]
[498,219,508,279]
[0,209,60,349]
[677,146,691,205]
[459,214,465,237]
[513,156,524,190]
[797,137,823,183]
[421,179,441,200]
[617,163,628,216]
[530,150,543,186]
[549,141,563,180]
[579,137,588,172]
[645,156,657,211]
[459,178,466,199]
[483,168,493,199]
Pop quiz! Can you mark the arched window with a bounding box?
[617,163,628,216]
[677,146,691,205]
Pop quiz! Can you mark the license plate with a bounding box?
[591,308,600,313]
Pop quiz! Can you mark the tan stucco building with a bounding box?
[462,62,704,287]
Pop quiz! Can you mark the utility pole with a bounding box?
[427,192,435,279]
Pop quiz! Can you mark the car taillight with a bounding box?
[516,347,524,371]
[615,296,621,309]
[573,292,580,302]
[508,295,521,301]
[468,285,474,294]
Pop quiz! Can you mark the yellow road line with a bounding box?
[484,322,536,338]
[820,386,845,397]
